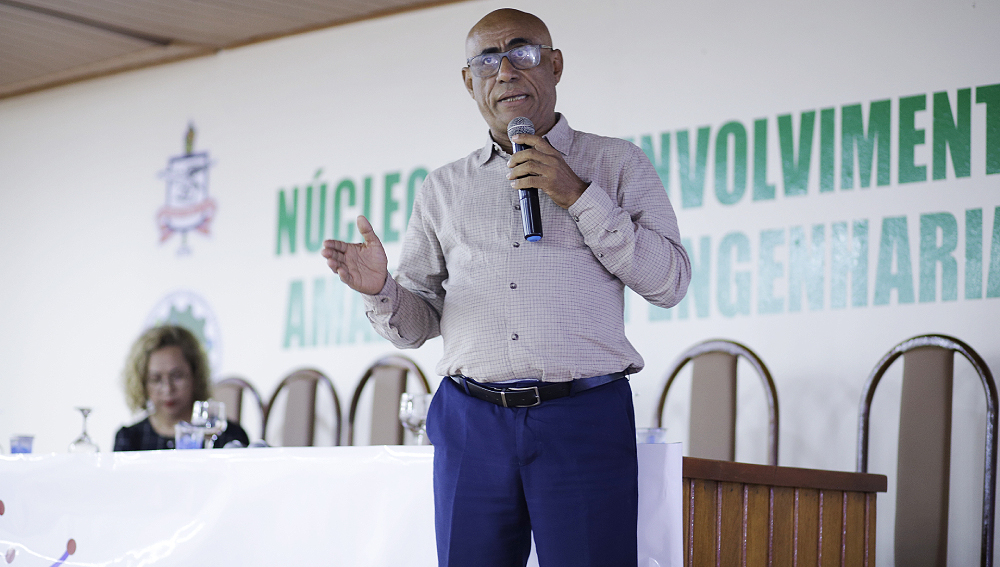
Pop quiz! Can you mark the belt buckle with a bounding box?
[500,386,541,408]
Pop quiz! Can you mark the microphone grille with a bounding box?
[507,117,535,139]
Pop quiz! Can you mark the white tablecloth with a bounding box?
[0,444,680,566]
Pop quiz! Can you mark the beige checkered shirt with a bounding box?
[363,115,691,383]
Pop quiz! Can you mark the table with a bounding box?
[0,444,682,567]
[0,447,884,567]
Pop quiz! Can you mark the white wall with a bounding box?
[1,0,997,563]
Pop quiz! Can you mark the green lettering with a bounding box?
[967,208,983,299]
[283,280,306,348]
[977,84,1000,174]
[757,229,785,314]
[714,121,748,205]
[677,127,711,208]
[841,100,891,189]
[778,111,815,196]
[332,282,349,344]
[383,171,402,243]
[363,176,373,224]
[899,94,928,184]
[333,178,356,241]
[311,277,334,347]
[753,118,776,201]
[830,220,869,308]
[276,188,298,255]
[988,207,1000,297]
[688,236,712,319]
[789,224,825,311]
[304,170,327,253]
[853,221,870,307]
[655,236,712,320]
[717,232,752,317]
[874,216,915,305]
[919,213,958,302]
[820,108,835,192]
[932,89,972,179]
[679,236,711,319]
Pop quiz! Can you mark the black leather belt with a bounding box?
[450,372,626,408]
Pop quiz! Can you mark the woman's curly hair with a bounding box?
[122,325,211,413]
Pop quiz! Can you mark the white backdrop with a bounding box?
[1,0,997,564]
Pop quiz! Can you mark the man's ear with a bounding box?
[462,67,475,98]
[551,49,564,84]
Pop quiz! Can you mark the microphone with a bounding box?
[507,117,542,242]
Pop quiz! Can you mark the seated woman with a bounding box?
[114,325,250,451]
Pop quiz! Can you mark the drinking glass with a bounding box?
[635,427,668,444]
[9,435,33,454]
[191,400,227,448]
[399,392,433,445]
[68,407,99,453]
[174,421,205,449]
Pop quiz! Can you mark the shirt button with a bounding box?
[514,204,521,211]
[510,283,517,289]
[513,242,520,248]
[380,297,388,303]
[597,253,604,258]
[511,333,519,340]
[574,215,580,222]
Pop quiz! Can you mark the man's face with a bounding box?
[463,13,562,146]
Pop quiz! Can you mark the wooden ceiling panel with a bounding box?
[0,43,214,98]
[0,3,152,85]
[0,0,468,100]
[11,0,443,46]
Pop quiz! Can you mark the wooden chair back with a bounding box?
[655,339,779,466]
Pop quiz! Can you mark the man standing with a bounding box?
[322,8,690,567]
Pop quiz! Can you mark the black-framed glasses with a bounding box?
[466,44,554,78]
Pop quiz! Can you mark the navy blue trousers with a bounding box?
[425,377,638,567]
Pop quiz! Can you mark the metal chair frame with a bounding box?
[263,368,343,446]
[655,338,780,466]
[857,333,997,567]
[346,355,431,446]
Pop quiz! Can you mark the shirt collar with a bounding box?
[474,114,573,167]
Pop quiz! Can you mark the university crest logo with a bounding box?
[157,124,217,255]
